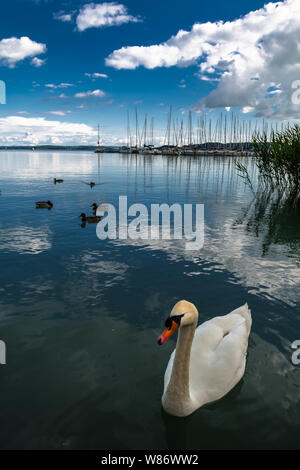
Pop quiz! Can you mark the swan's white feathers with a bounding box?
[163,303,251,411]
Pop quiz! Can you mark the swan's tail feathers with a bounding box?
[239,303,252,335]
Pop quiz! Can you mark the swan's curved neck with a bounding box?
[163,322,196,415]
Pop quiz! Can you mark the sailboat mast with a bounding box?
[135,108,138,150]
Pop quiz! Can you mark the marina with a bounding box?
[116,109,294,157]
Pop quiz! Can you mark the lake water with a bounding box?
[0,151,299,450]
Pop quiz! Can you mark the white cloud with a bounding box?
[0,116,96,145]
[105,0,300,119]
[76,2,140,31]
[74,89,106,98]
[31,57,46,67]
[53,11,74,22]
[45,83,74,89]
[0,36,46,67]
[85,72,108,79]
[46,110,71,116]
[242,106,255,114]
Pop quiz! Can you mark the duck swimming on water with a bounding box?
[36,200,53,209]
[79,213,101,223]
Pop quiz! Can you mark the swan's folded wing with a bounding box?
[189,318,250,404]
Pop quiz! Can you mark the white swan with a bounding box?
[158,300,252,417]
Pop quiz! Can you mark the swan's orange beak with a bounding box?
[158,320,179,345]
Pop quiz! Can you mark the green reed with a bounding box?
[237,124,300,202]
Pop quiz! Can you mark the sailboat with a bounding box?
[94,124,104,153]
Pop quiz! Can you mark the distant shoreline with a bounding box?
[0,146,112,151]
[0,144,254,157]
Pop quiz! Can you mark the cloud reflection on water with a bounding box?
[105,216,300,308]
[0,226,52,254]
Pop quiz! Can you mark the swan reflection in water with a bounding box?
[161,380,244,450]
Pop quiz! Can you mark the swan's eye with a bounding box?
[165,314,184,329]
[173,314,184,325]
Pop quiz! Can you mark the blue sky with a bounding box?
[0,0,299,145]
